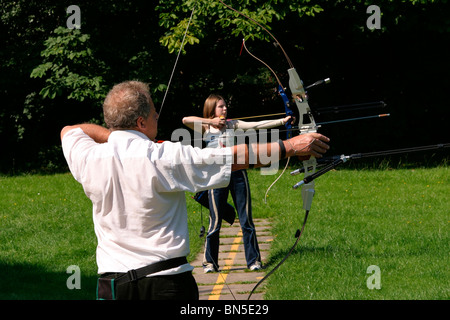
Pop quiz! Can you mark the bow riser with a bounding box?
[288,68,318,132]
[287,68,318,212]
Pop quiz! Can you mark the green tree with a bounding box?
[30,27,109,102]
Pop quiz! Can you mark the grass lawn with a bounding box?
[0,162,448,300]
[248,163,449,299]
[0,173,203,299]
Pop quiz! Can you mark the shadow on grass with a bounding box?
[0,262,98,300]
[263,244,364,270]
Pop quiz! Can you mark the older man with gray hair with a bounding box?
[61,80,330,300]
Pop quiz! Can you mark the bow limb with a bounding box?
[241,39,293,134]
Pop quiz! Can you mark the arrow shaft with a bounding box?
[315,101,386,115]
[317,113,390,125]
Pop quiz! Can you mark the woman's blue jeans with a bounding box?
[203,169,261,270]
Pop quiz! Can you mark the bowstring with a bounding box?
[158,4,196,119]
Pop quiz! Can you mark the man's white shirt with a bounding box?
[62,128,231,275]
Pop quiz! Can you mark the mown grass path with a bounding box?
[191,218,272,300]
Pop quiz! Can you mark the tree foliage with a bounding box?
[157,0,325,53]
[30,27,109,101]
[0,0,448,173]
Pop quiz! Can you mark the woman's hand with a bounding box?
[282,115,292,125]
[210,116,226,129]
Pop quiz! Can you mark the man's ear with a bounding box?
[136,116,146,129]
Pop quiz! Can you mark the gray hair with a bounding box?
[103,81,151,130]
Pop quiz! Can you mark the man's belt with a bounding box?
[114,257,188,286]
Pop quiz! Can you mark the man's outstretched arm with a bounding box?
[230,132,330,171]
[61,124,111,143]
